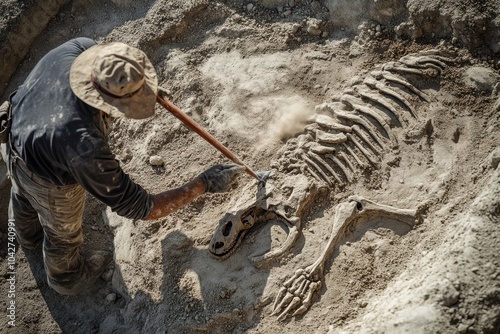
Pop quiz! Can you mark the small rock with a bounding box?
[106,293,117,303]
[307,26,322,36]
[291,23,301,34]
[463,66,500,93]
[246,3,254,11]
[458,323,469,333]
[102,269,114,282]
[489,148,500,169]
[306,19,322,36]
[311,0,321,11]
[441,282,460,307]
[149,155,164,166]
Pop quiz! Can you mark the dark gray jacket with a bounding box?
[10,37,153,220]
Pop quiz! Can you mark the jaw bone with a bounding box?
[209,173,319,267]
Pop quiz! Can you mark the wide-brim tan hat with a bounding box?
[70,42,158,119]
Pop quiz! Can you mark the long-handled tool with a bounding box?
[156,93,265,182]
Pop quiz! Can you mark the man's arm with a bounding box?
[145,164,245,220]
[145,178,205,220]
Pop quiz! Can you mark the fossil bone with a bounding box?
[272,196,419,319]
[208,50,455,319]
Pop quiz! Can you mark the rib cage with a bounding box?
[272,49,454,189]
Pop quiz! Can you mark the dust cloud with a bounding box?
[260,99,314,147]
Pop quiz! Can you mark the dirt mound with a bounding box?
[1,1,499,333]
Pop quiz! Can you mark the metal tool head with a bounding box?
[256,170,271,184]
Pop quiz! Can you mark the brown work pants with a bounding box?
[3,143,87,295]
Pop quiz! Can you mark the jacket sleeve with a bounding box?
[64,126,154,220]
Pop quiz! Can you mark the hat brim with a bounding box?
[69,43,158,119]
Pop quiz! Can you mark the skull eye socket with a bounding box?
[222,221,233,237]
[356,201,363,211]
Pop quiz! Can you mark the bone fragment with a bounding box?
[352,124,382,156]
[272,287,288,312]
[363,77,418,120]
[304,123,319,134]
[304,155,334,187]
[326,153,353,183]
[339,150,356,172]
[341,94,397,144]
[347,133,380,168]
[313,114,353,133]
[355,85,410,126]
[399,55,448,73]
[313,196,417,283]
[343,143,367,169]
[372,70,430,102]
[251,213,301,267]
[315,129,347,144]
[289,275,306,294]
[277,296,301,320]
[334,109,386,148]
[304,141,336,154]
[308,151,344,186]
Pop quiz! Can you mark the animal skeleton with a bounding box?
[209,49,455,319]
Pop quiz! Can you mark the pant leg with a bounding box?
[42,181,86,293]
[8,181,44,249]
[11,161,86,294]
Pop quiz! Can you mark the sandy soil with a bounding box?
[0,1,499,333]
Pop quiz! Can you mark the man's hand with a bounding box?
[198,164,245,193]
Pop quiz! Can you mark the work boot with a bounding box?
[51,250,113,295]
[81,250,114,288]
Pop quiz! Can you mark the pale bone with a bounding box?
[304,141,336,154]
[272,195,418,319]
[371,70,430,102]
[208,50,452,320]
[341,93,397,145]
[346,132,380,168]
[333,109,386,149]
[308,151,344,186]
[339,150,356,172]
[315,129,347,144]
[326,153,353,183]
[363,76,417,119]
[313,114,353,133]
[381,61,436,77]
[355,84,410,126]
[304,155,334,187]
[351,125,382,157]
[250,215,300,267]
[343,142,367,169]
[399,54,448,72]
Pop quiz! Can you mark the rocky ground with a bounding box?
[0,0,499,333]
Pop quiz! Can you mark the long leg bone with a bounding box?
[272,196,418,320]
